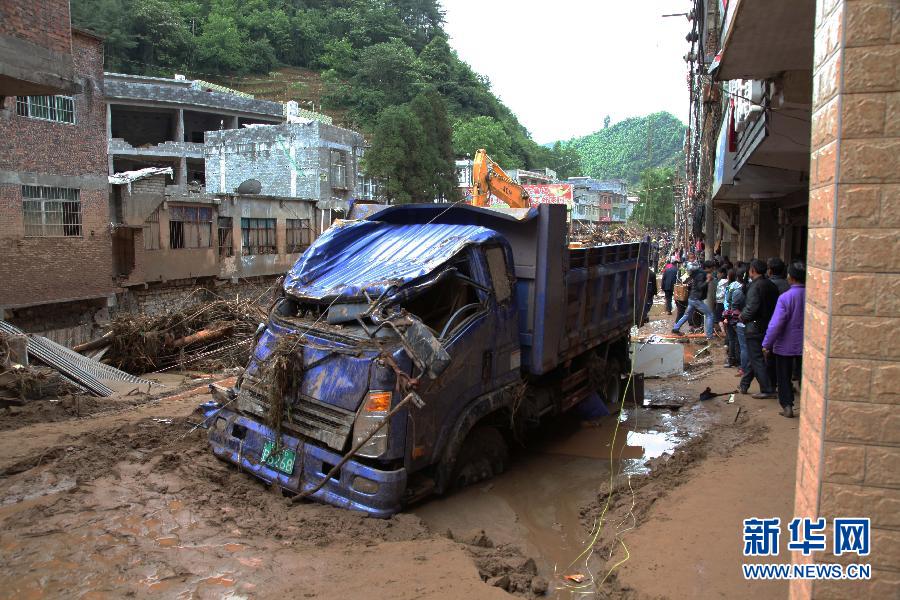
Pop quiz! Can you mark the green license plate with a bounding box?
[260,441,296,475]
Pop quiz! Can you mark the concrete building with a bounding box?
[0,29,115,345]
[205,121,365,205]
[104,73,285,188]
[505,168,557,185]
[568,178,629,223]
[109,168,326,315]
[626,195,640,221]
[0,0,78,97]
[688,0,900,594]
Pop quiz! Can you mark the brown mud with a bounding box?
[0,307,778,599]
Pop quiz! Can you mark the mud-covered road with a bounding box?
[0,308,782,599]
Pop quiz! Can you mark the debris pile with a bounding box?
[105,298,268,373]
[0,365,83,405]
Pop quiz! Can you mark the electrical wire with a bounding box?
[558,240,647,594]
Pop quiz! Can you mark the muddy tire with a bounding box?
[450,426,509,489]
[602,371,622,406]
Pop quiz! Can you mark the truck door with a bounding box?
[402,245,519,473]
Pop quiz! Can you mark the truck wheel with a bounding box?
[451,426,509,489]
[603,372,621,407]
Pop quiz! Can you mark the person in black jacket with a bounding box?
[661,258,679,315]
[767,257,791,295]
[672,260,715,338]
[740,259,780,398]
[643,267,658,323]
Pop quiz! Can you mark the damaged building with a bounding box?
[204,121,366,206]
[105,73,287,188]
[2,34,371,336]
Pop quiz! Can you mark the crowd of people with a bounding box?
[657,250,806,419]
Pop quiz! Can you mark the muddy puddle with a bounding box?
[414,394,712,597]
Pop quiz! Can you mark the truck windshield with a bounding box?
[273,255,487,341]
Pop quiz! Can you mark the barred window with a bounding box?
[286,218,311,253]
[16,95,75,124]
[217,217,233,257]
[22,186,81,237]
[144,208,160,250]
[241,218,276,255]
[330,150,347,189]
[169,206,212,249]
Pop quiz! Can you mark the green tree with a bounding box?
[363,105,428,204]
[564,112,685,186]
[451,116,516,167]
[630,167,676,228]
[196,11,245,72]
[603,115,611,129]
[547,141,583,179]
[409,89,459,201]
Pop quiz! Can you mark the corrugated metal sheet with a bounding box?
[0,321,156,397]
[283,220,504,301]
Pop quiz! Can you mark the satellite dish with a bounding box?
[236,179,262,194]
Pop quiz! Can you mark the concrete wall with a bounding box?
[792,1,900,597]
[204,122,365,201]
[104,76,285,118]
[118,188,320,287]
[0,31,115,310]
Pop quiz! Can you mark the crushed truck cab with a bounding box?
[207,203,649,517]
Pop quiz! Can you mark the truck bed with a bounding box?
[368,204,649,376]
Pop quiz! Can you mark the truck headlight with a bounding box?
[353,391,391,458]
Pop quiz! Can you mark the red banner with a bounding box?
[483,183,574,208]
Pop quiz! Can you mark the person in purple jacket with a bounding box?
[762,262,806,418]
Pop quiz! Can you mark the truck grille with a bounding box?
[237,373,356,451]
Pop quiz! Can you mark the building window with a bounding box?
[241,218,276,255]
[330,150,347,189]
[144,208,161,250]
[286,218,311,253]
[16,95,75,124]
[22,185,81,237]
[217,217,233,257]
[169,205,212,249]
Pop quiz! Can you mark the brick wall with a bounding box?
[793,0,900,597]
[0,32,107,176]
[0,0,72,55]
[0,31,114,309]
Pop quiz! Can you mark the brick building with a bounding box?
[688,0,899,595]
[0,0,78,96]
[0,29,114,344]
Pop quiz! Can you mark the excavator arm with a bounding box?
[471,149,530,209]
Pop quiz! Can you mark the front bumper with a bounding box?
[207,409,406,518]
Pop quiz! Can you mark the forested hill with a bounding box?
[70,0,561,171]
[562,112,686,186]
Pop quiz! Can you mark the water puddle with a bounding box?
[414,406,695,596]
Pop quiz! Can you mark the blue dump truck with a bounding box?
[207,203,649,517]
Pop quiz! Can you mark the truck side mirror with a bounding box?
[399,320,451,379]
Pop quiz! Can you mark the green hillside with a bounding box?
[70,0,564,171]
[564,112,685,185]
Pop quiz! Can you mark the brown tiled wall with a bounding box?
[793,0,900,598]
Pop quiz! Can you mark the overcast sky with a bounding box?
[441,0,692,144]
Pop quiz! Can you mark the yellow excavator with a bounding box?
[470,149,530,209]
